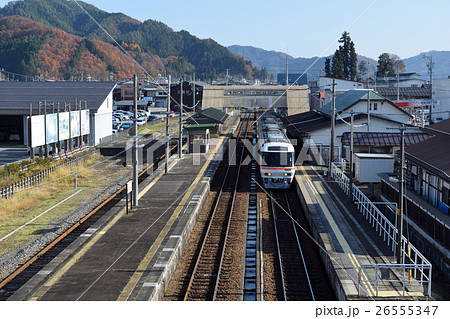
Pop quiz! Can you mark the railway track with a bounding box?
[0,141,177,301]
[268,188,335,301]
[183,113,252,301]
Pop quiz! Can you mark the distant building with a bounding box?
[170,81,205,113]
[310,76,365,110]
[375,73,425,88]
[0,81,115,146]
[431,78,450,123]
[202,85,309,116]
[284,90,414,165]
[277,73,308,85]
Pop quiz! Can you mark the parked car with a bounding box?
[120,121,134,130]
[147,115,158,122]
[135,118,146,125]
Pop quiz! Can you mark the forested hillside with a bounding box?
[0,16,165,80]
[0,0,266,80]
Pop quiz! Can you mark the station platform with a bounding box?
[295,165,429,300]
[9,116,239,301]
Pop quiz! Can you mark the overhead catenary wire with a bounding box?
[255,0,381,123]
[71,0,199,125]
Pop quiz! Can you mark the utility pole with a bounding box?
[349,110,355,199]
[29,103,34,160]
[285,54,289,85]
[329,79,336,174]
[193,73,196,112]
[133,74,139,208]
[179,77,183,159]
[225,69,229,86]
[396,125,406,264]
[367,89,371,133]
[396,67,400,102]
[165,75,171,173]
[424,55,434,124]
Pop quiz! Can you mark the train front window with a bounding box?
[261,152,294,167]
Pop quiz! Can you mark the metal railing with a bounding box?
[358,263,432,297]
[330,163,432,297]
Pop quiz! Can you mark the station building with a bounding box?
[0,81,116,146]
[202,85,309,116]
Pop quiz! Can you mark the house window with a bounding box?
[373,103,378,111]
[443,187,450,205]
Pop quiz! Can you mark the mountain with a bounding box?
[229,45,450,81]
[403,51,450,79]
[228,45,378,80]
[0,0,265,81]
[0,16,158,80]
[228,45,326,79]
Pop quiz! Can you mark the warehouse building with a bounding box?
[0,81,116,147]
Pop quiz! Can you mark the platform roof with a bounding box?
[186,107,228,124]
[341,132,431,147]
[0,81,116,115]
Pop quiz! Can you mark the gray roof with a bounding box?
[319,90,385,116]
[375,86,430,100]
[0,81,116,115]
[187,107,229,124]
[319,89,410,118]
[341,132,431,147]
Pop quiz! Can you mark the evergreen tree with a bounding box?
[376,53,395,76]
[357,60,368,81]
[324,58,331,77]
[330,31,358,80]
[331,49,344,79]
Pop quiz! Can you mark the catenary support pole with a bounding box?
[133,74,139,207]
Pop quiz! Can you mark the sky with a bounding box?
[1,0,450,60]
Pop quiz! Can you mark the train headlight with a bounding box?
[266,173,272,176]
[284,173,291,176]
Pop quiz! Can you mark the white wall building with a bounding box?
[431,78,450,122]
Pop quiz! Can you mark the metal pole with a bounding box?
[133,74,139,207]
[367,89,371,132]
[29,103,35,160]
[349,110,354,199]
[329,79,336,174]
[396,68,400,102]
[193,72,196,112]
[166,75,171,173]
[396,126,405,264]
[179,77,183,159]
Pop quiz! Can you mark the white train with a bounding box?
[258,113,295,189]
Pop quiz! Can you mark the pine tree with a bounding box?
[376,53,395,76]
[330,31,358,80]
[324,58,331,77]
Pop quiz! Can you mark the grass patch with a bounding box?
[0,154,127,255]
[138,117,187,136]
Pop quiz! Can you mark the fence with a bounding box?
[330,163,432,297]
[358,263,432,297]
[0,147,97,200]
